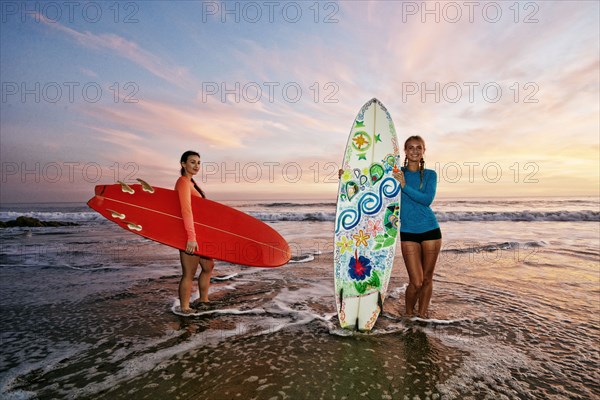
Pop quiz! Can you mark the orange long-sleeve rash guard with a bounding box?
[175,176,201,243]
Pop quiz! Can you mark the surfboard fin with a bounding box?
[339,288,344,310]
[118,181,135,194]
[136,178,155,193]
[125,222,142,232]
[107,209,125,220]
[377,291,384,314]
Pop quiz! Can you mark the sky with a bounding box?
[1,0,599,202]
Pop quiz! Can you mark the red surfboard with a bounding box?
[87,179,291,267]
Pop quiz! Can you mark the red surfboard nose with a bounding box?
[95,185,107,196]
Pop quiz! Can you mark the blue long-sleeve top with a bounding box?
[400,168,440,233]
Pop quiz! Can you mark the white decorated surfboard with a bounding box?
[334,98,401,331]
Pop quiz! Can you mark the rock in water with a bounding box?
[0,216,78,228]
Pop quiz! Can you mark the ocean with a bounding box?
[0,197,598,399]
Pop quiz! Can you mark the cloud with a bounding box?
[36,13,191,88]
[5,2,596,201]
[82,99,250,149]
[79,67,98,78]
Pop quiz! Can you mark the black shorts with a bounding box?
[400,228,442,243]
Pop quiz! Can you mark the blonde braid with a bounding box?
[419,158,425,189]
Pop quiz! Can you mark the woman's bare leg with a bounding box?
[179,252,200,311]
[401,241,423,316]
[417,239,442,317]
[197,257,214,302]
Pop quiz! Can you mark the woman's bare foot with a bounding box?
[403,312,416,319]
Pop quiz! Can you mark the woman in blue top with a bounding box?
[393,135,442,318]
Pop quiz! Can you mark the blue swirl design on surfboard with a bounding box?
[335,177,400,233]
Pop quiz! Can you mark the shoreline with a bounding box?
[1,201,598,399]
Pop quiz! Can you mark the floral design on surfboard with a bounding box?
[334,98,401,330]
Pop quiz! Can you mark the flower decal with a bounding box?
[341,170,351,182]
[336,235,353,254]
[352,131,371,151]
[348,250,372,281]
[352,229,371,247]
[366,219,383,237]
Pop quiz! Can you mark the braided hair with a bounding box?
[180,150,206,198]
[403,136,426,190]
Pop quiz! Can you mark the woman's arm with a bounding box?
[175,178,196,243]
[402,170,437,207]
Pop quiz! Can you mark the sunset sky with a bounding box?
[1,1,598,202]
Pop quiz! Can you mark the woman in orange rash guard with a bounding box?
[175,150,214,313]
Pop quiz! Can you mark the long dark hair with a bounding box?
[180,150,206,198]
